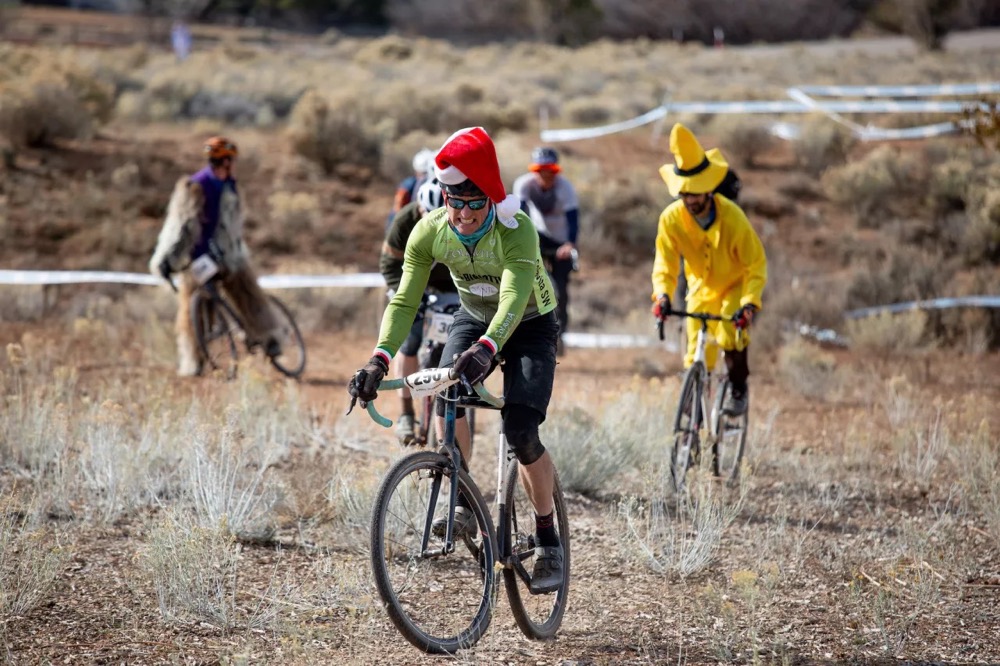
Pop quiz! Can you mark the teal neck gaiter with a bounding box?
[451,206,495,247]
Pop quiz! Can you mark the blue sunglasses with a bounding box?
[446,196,490,211]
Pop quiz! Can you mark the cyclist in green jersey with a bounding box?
[349,127,565,595]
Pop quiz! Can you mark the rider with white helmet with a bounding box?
[380,177,457,444]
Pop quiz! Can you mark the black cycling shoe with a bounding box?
[529,544,564,595]
[723,386,748,416]
[265,338,282,359]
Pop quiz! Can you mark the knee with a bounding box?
[503,406,546,466]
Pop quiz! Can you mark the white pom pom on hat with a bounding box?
[434,127,519,225]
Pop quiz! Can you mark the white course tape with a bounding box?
[540,82,997,143]
[540,100,976,142]
[796,82,1000,98]
[562,330,680,352]
[0,269,386,289]
[846,296,1000,319]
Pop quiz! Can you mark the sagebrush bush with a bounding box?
[711,116,776,168]
[846,247,946,310]
[777,338,841,400]
[541,407,620,497]
[961,186,1000,265]
[822,145,926,225]
[793,116,856,177]
[0,73,99,147]
[0,504,66,623]
[285,90,381,175]
[580,170,663,263]
[847,310,928,355]
[267,191,321,234]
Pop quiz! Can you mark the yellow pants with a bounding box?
[684,288,750,371]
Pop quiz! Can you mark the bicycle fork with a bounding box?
[421,385,462,558]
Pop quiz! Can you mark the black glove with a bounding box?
[733,304,757,330]
[454,342,494,386]
[158,258,172,282]
[652,294,671,320]
[348,355,389,403]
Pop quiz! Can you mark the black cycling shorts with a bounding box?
[438,309,558,420]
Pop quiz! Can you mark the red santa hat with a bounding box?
[434,127,521,225]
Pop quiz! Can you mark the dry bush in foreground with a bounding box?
[141,508,291,632]
[618,476,746,577]
[0,502,67,626]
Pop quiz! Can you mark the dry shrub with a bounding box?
[580,170,663,263]
[379,130,439,182]
[267,191,321,234]
[0,72,104,148]
[822,145,925,225]
[285,90,380,175]
[0,502,67,623]
[711,116,776,168]
[847,310,928,354]
[777,338,840,400]
[753,279,846,353]
[793,116,856,177]
[960,186,1000,265]
[777,174,825,202]
[846,247,946,310]
[563,98,613,126]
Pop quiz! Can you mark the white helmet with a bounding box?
[412,148,435,175]
[417,178,444,213]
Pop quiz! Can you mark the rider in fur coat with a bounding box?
[150,136,280,376]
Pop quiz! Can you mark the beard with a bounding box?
[684,198,709,216]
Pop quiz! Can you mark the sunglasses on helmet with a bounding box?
[446,195,490,211]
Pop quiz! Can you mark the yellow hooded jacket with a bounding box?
[651,195,767,309]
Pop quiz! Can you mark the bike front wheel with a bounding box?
[266,296,306,379]
[711,378,748,483]
[370,451,497,654]
[191,291,238,380]
[671,363,705,491]
[502,460,570,640]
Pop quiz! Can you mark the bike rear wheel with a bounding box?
[370,451,497,654]
[711,378,748,483]
[502,461,570,639]
[191,291,238,380]
[671,363,704,491]
[266,296,306,379]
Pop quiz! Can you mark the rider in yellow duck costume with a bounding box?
[651,123,767,415]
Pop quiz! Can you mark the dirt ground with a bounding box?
[2,316,999,665]
[2,27,1000,662]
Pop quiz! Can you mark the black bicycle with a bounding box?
[354,368,570,654]
[658,311,748,490]
[186,272,306,380]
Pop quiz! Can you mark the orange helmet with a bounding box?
[204,136,238,161]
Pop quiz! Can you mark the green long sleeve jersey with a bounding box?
[375,208,557,358]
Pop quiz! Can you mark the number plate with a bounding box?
[190,255,220,286]
[426,312,453,344]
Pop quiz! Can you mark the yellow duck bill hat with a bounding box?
[658,123,729,197]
